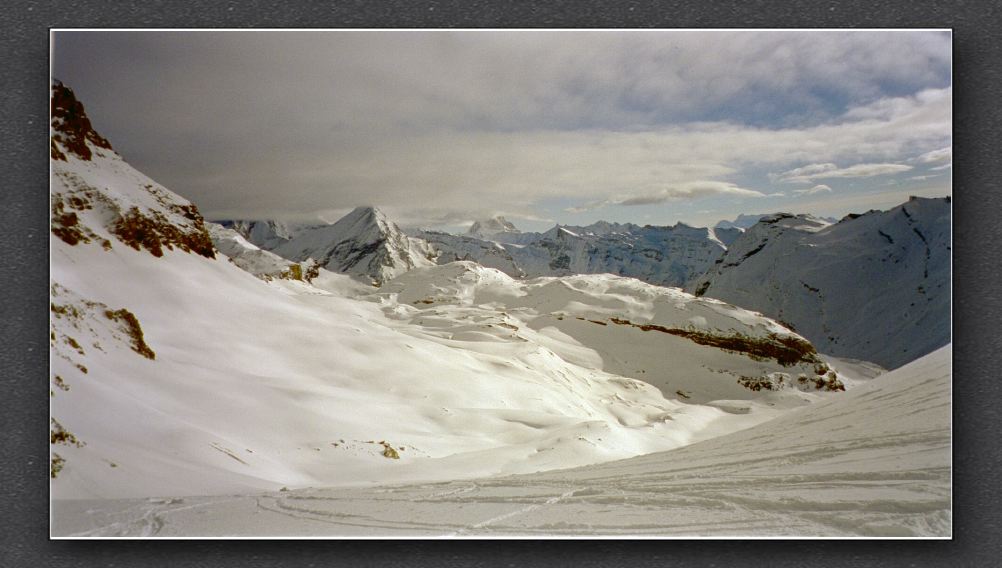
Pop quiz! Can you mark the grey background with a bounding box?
[3,1,999,566]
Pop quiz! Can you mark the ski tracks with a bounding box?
[449,488,578,536]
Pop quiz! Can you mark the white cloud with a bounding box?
[794,184,833,196]
[775,162,913,184]
[930,163,952,171]
[568,181,766,212]
[916,146,952,163]
[618,182,766,205]
[909,175,938,181]
[189,85,946,225]
[770,163,837,182]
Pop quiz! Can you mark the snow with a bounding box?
[52,346,951,537]
[52,229,838,501]
[689,200,951,369]
[213,219,295,250]
[50,134,848,506]
[413,220,728,288]
[715,213,770,230]
[207,223,305,280]
[270,206,435,284]
[49,83,951,538]
[467,215,521,239]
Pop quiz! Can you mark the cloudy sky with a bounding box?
[51,30,951,232]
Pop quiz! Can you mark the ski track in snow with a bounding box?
[449,489,579,536]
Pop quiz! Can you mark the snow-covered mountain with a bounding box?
[411,229,526,277]
[51,82,851,504]
[372,261,847,405]
[414,221,731,288]
[213,219,295,250]
[714,213,770,231]
[269,206,437,285]
[467,215,521,239]
[688,199,951,369]
[50,81,216,261]
[710,226,744,247]
[48,83,951,538]
[208,223,320,282]
[240,212,733,289]
[714,213,837,231]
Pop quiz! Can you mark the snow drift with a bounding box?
[52,346,950,537]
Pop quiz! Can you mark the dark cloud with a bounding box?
[51,30,952,227]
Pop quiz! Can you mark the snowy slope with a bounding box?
[367,262,847,405]
[51,83,851,505]
[688,201,951,369]
[52,346,950,537]
[208,223,320,282]
[50,81,216,262]
[271,206,436,285]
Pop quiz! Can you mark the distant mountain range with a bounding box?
[218,197,950,369]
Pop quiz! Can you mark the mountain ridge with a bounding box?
[270,206,436,285]
[688,197,950,368]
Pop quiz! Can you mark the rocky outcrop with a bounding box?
[50,80,114,161]
[50,82,216,260]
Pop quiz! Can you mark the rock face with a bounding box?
[50,81,215,260]
[50,80,115,161]
[688,198,951,369]
[271,206,435,285]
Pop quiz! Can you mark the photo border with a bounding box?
[5,1,1000,565]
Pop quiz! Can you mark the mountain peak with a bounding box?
[50,80,115,161]
[333,206,394,239]
[348,205,383,218]
[271,206,434,284]
[468,216,520,238]
[50,82,216,260]
[714,213,769,231]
